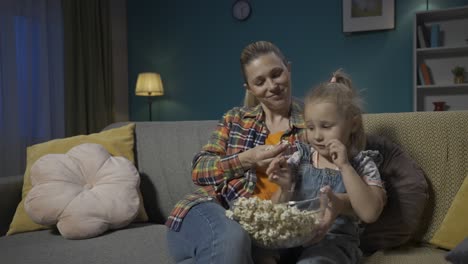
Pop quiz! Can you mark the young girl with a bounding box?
[265,70,387,263]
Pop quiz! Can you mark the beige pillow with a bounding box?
[24,143,140,239]
[7,123,148,236]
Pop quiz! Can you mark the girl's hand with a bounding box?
[327,139,349,169]
[302,186,344,247]
[266,155,294,190]
[238,144,288,173]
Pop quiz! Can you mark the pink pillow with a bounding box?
[24,143,140,239]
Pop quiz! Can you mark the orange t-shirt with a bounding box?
[253,131,284,200]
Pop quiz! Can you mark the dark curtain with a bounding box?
[62,0,114,136]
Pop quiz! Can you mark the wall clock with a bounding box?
[232,0,251,21]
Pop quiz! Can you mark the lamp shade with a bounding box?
[135,72,164,96]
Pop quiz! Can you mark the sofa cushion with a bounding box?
[7,123,148,236]
[363,111,468,245]
[24,143,140,239]
[104,121,217,224]
[0,224,175,264]
[430,175,468,249]
[362,247,448,264]
[360,134,428,253]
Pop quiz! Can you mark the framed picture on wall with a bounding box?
[343,0,395,33]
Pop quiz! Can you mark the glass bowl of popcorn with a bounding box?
[226,194,327,249]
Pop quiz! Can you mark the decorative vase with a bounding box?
[433,101,446,111]
[454,75,465,84]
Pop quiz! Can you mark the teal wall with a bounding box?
[128,0,468,121]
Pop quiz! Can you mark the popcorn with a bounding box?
[226,197,320,248]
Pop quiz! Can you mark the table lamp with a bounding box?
[135,72,164,121]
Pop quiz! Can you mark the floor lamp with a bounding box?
[135,72,164,121]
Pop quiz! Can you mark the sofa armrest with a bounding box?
[0,174,23,236]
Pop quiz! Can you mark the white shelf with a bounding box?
[416,6,468,21]
[414,6,468,112]
[417,83,468,89]
[416,45,468,55]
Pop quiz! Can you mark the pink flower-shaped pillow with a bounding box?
[24,143,140,239]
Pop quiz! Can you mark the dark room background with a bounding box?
[128,0,468,121]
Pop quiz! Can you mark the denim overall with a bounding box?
[291,142,362,264]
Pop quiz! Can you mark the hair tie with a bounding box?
[330,76,337,83]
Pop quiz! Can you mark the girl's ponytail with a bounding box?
[330,69,355,94]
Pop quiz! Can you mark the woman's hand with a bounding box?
[302,186,344,247]
[266,155,294,191]
[327,139,349,169]
[238,143,288,172]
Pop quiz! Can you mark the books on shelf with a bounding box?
[420,63,433,85]
[418,24,441,49]
[430,24,440,48]
[418,67,424,85]
[417,25,428,48]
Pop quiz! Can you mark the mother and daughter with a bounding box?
[166,40,387,264]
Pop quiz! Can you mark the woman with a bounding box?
[166,41,344,264]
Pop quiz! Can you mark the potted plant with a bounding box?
[451,66,465,84]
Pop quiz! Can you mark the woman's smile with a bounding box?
[268,93,283,99]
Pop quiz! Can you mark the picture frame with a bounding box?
[343,0,395,33]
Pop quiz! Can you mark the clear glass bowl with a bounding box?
[226,194,327,249]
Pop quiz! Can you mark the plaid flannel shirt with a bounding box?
[166,99,306,231]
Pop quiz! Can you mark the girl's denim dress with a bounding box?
[289,142,382,264]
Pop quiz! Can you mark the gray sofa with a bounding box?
[0,120,215,264]
[1,111,466,264]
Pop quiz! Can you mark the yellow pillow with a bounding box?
[7,123,148,236]
[430,175,468,249]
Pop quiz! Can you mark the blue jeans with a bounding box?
[296,234,361,264]
[166,201,254,264]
